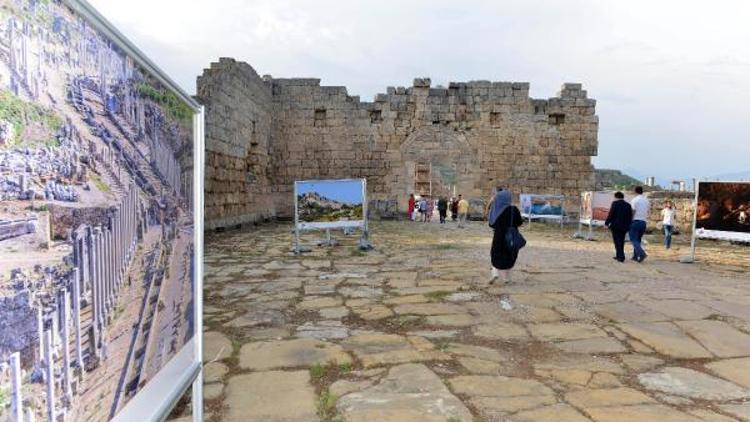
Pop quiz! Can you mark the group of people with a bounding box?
[408,194,470,227]
[605,186,678,263]
[408,186,680,289]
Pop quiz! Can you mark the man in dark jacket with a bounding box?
[605,191,633,262]
[437,197,449,224]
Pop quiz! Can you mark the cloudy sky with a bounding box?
[89,0,750,183]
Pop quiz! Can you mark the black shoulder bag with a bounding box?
[504,206,527,252]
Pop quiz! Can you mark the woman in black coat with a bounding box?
[488,189,523,283]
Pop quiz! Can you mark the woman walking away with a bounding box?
[489,188,524,284]
[661,200,677,249]
[408,194,416,221]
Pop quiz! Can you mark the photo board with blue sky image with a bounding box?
[296,179,365,225]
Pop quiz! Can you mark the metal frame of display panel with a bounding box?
[63,1,205,420]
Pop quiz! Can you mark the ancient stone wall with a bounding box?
[197,59,275,230]
[199,59,599,228]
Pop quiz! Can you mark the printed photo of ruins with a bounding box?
[296,181,364,223]
[0,0,196,420]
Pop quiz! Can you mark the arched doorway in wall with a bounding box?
[400,127,481,205]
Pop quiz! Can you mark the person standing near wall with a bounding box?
[457,195,469,228]
[419,196,428,222]
[661,200,677,249]
[437,197,448,224]
[605,191,633,262]
[629,186,650,262]
[408,194,416,221]
[450,197,459,221]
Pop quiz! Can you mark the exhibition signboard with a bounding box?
[0,0,203,420]
[294,179,369,251]
[694,181,750,242]
[520,194,566,230]
[580,191,636,226]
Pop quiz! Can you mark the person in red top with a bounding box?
[407,193,416,221]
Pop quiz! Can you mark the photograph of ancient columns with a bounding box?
[0,0,196,420]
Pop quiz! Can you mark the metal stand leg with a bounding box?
[191,369,203,422]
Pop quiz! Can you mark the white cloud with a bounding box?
[88,0,750,180]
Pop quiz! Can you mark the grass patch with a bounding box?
[338,362,352,374]
[310,360,352,381]
[91,174,112,194]
[310,362,326,380]
[136,81,193,125]
[317,389,341,421]
[0,89,62,147]
[425,290,452,302]
[447,417,462,422]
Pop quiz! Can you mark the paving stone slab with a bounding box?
[447,343,506,362]
[585,405,702,422]
[203,331,232,362]
[204,362,229,383]
[529,322,607,341]
[449,375,555,397]
[554,337,628,354]
[319,306,350,319]
[618,322,713,358]
[473,323,529,340]
[340,333,429,367]
[238,338,352,370]
[393,302,467,315]
[425,313,476,327]
[470,395,556,416]
[638,366,750,401]
[705,357,750,388]
[594,301,670,322]
[676,320,750,358]
[295,320,349,340]
[511,404,590,422]
[224,370,317,422]
[720,404,750,421]
[336,363,473,422]
[564,387,656,408]
[297,295,342,310]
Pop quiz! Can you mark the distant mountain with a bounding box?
[710,171,750,181]
[297,191,363,222]
[298,191,350,210]
[595,169,644,190]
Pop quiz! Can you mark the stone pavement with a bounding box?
[201,220,750,421]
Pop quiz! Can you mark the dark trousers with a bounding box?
[611,229,627,262]
[439,210,447,223]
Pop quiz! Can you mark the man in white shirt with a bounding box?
[629,186,650,262]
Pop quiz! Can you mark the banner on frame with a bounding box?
[695,181,750,242]
[0,0,203,420]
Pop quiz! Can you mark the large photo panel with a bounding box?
[695,181,750,242]
[0,0,200,420]
[295,179,366,230]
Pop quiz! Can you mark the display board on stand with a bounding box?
[0,1,204,420]
[683,181,750,262]
[294,179,371,253]
[577,191,636,239]
[519,194,566,230]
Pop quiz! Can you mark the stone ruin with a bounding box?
[198,58,599,230]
